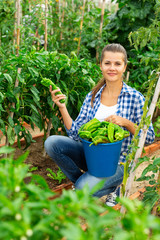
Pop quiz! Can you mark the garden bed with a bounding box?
[13,137,71,190]
[11,133,160,195]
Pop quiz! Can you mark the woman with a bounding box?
[45,43,155,206]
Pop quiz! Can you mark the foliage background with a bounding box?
[0,0,159,146]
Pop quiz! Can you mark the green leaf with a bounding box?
[7,125,15,145]
[31,86,40,102]
[0,119,6,135]
[29,113,43,131]
[15,151,30,165]
[0,194,15,211]
[31,174,49,190]
[136,175,151,181]
[36,55,46,64]
[28,67,39,78]
[149,180,156,185]
[14,124,21,136]
[8,115,14,128]
[142,164,158,176]
[0,92,4,103]
[30,104,39,115]
[4,73,13,84]
[17,73,25,84]
[0,146,15,154]
[82,69,88,75]
[23,130,35,149]
[153,157,160,166]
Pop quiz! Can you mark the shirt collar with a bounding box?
[120,82,131,95]
[95,81,131,99]
[95,84,106,98]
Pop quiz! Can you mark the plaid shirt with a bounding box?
[66,82,155,162]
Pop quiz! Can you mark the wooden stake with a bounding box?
[29,0,31,12]
[96,0,105,64]
[77,0,86,55]
[44,0,48,51]
[60,0,65,42]
[16,0,21,55]
[13,0,17,47]
[98,0,102,8]
[59,0,61,28]
[121,73,160,213]
[72,0,74,10]
[126,71,130,82]
[35,28,40,50]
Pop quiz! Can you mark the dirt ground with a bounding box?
[12,135,160,196]
[13,137,71,189]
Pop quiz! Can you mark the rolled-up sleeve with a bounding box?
[65,92,93,140]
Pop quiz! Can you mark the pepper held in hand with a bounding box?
[41,77,65,103]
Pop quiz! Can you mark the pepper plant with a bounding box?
[0,47,101,148]
[135,155,160,210]
[46,167,66,184]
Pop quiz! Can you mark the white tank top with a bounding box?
[95,103,118,122]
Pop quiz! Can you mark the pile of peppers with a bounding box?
[78,118,130,146]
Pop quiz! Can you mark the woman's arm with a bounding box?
[50,86,92,139]
[59,106,72,130]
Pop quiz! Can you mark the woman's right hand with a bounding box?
[49,85,66,108]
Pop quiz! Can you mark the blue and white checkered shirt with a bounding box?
[66,82,155,162]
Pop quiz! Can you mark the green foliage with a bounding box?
[0,146,113,239]
[80,7,110,60]
[128,0,160,105]
[0,48,101,148]
[46,167,66,184]
[153,116,160,137]
[110,197,160,240]
[0,146,160,239]
[135,155,160,209]
[0,0,15,55]
[109,0,156,53]
[126,44,159,94]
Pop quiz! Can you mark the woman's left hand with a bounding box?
[105,115,137,135]
[105,115,125,127]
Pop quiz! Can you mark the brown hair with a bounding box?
[91,43,127,107]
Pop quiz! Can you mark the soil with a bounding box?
[13,137,71,190]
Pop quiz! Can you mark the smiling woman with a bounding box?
[100,51,127,83]
[44,43,155,207]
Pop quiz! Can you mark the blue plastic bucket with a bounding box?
[80,138,124,177]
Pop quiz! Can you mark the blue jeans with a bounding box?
[44,135,124,198]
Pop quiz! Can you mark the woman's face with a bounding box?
[100,51,127,83]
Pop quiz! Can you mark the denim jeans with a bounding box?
[44,135,124,198]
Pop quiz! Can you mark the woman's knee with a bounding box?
[44,135,61,155]
[75,172,103,191]
[44,136,53,152]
